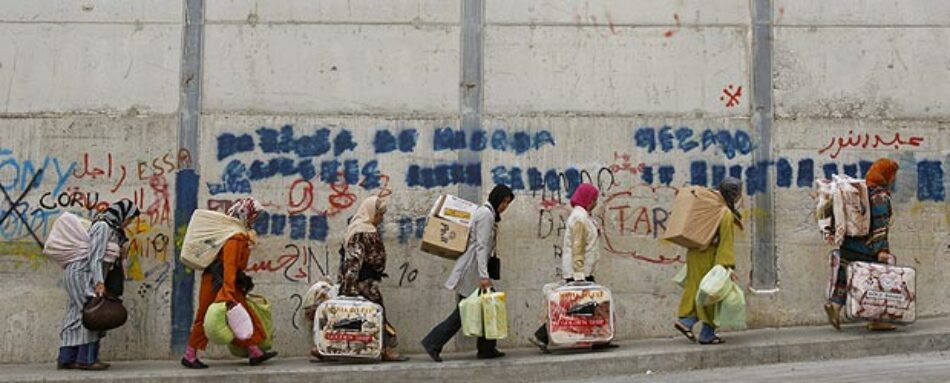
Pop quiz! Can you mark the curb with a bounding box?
[3,317,949,383]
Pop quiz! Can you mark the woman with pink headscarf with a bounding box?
[530,183,614,352]
[181,197,277,369]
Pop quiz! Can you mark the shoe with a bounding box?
[868,322,897,332]
[824,303,841,331]
[180,357,208,369]
[476,350,506,359]
[56,363,79,370]
[382,348,410,362]
[94,360,111,369]
[76,362,110,371]
[420,342,442,362]
[591,342,619,350]
[528,337,550,354]
[249,351,278,366]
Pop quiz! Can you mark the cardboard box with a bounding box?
[431,194,479,227]
[661,186,727,250]
[420,195,477,259]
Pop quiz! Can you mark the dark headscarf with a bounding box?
[487,185,515,222]
[95,200,140,245]
[717,177,743,221]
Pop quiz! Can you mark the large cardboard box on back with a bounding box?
[661,186,727,249]
[421,195,479,260]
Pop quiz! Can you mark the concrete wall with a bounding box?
[1,0,947,363]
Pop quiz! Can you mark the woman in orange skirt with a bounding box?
[181,197,277,368]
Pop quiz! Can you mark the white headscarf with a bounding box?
[344,196,387,244]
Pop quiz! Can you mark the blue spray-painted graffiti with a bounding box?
[646,157,946,201]
[634,127,754,160]
[917,161,945,202]
[0,149,78,241]
[397,216,428,244]
[374,129,418,154]
[433,128,556,154]
[406,163,482,189]
[0,150,76,197]
[252,212,330,241]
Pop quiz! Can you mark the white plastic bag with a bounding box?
[696,265,732,306]
[460,289,484,338]
[227,303,254,341]
[180,209,247,270]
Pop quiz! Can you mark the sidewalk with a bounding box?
[3,317,949,383]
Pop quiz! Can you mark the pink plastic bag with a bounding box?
[227,304,254,341]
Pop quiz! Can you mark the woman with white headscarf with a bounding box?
[336,195,408,362]
[57,200,139,371]
[181,197,277,369]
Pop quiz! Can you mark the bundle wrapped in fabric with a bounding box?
[44,212,121,268]
[180,210,248,270]
[696,265,732,306]
[481,290,508,340]
[303,279,339,323]
[204,302,234,345]
[229,294,273,357]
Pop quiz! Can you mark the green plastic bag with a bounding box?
[672,265,688,288]
[459,289,483,338]
[204,302,234,345]
[715,283,747,330]
[228,294,273,357]
[481,291,508,340]
[696,265,732,306]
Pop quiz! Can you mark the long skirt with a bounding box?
[60,261,101,347]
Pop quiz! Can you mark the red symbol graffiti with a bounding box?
[720,84,742,108]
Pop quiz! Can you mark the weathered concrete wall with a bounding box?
[1,0,947,363]
[0,1,182,363]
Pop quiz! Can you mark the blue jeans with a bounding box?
[678,317,717,343]
[58,341,99,365]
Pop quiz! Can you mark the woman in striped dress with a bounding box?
[58,200,139,370]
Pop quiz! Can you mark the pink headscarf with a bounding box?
[227,197,263,229]
[570,183,599,210]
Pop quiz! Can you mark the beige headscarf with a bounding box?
[344,196,387,244]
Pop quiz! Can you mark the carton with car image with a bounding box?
[313,296,383,360]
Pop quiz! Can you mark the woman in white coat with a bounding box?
[420,185,515,362]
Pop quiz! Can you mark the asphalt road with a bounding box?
[563,351,950,383]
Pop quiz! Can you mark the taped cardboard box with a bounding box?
[661,186,727,250]
[421,195,477,260]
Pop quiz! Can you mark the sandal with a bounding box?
[824,303,841,331]
[699,336,726,345]
[674,321,696,342]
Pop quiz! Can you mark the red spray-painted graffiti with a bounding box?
[818,131,925,159]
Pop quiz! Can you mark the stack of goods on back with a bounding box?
[661,186,726,249]
[546,283,613,346]
[314,297,383,360]
[420,194,479,260]
[814,175,870,245]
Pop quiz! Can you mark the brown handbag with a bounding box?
[82,296,128,332]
